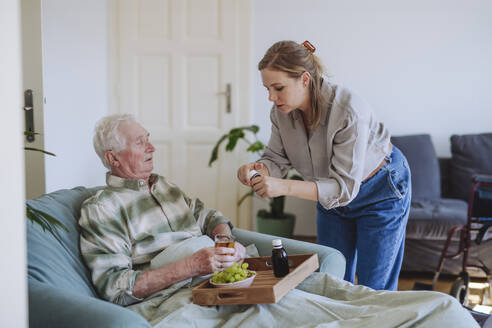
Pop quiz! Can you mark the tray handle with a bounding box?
[216,291,247,302]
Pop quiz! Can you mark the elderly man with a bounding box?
[79,114,478,327]
[80,114,246,305]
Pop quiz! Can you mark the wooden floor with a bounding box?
[399,272,492,312]
[292,235,492,314]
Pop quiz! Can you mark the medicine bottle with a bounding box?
[249,169,260,181]
[271,239,290,277]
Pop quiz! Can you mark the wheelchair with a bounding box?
[438,175,492,305]
[413,174,492,306]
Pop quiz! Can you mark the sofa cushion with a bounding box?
[450,133,492,201]
[391,134,441,200]
[406,198,468,240]
[27,186,101,297]
[403,239,492,276]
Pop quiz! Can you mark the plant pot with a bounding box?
[256,212,296,238]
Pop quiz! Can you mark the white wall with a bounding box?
[35,1,492,236]
[252,0,492,235]
[0,1,27,326]
[42,0,109,192]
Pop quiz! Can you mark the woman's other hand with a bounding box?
[251,175,286,198]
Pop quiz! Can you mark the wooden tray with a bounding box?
[192,253,318,305]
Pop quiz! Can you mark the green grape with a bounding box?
[211,261,255,284]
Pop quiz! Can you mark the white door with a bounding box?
[112,0,252,228]
[21,0,46,199]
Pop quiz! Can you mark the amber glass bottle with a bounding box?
[271,239,290,277]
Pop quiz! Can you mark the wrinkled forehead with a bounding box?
[118,120,148,142]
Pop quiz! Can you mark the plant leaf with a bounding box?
[237,125,259,134]
[26,209,50,231]
[229,125,258,135]
[249,125,259,134]
[208,134,228,166]
[24,131,40,136]
[209,125,262,167]
[288,173,303,181]
[246,141,265,153]
[24,147,56,156]
[26,205,68,239]
[225,134,240,151]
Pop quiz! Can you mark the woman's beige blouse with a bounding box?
[259,83,392,210]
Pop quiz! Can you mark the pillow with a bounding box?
[391,134,441,200]
[450,133,492,201]
[27,186,102,297]
[150,235,215,270]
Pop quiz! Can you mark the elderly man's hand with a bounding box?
[188,242,247,276]
[215,241,246,267]
[233,242,246,262]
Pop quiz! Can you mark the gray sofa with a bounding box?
[392,133,492,276]
[27,186,346,328]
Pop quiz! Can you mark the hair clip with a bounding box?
[302,40,316,53]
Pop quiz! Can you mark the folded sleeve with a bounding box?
[79,201,144,306]
[259,107,292,178]
[316,110,370,210]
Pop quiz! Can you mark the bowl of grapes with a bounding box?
[210,262,256,288]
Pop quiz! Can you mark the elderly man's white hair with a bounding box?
[93,114,136,169]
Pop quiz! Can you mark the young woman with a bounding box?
[237,40,411,290]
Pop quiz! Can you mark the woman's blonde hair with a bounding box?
[258,40,327,130]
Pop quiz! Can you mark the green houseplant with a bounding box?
[24,131,68,237]
[208,125,301,237]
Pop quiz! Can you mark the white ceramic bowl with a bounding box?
[209,271,256,288]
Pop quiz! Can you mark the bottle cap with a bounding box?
[249,170,260,180]
[272,239,282,247]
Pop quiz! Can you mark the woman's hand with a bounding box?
[237,162,270,186]
[251,175,287,198]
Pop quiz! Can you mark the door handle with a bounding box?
[24,89,35,142]
[218,83,231,113]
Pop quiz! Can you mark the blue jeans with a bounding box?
[316,146,411,290]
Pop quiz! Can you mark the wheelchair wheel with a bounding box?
[450,277,470,306]
[484,279,492,305]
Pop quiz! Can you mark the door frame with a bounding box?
[107,0,253,230]
[22,0,46,199]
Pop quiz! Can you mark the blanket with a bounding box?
[125,237,477,327]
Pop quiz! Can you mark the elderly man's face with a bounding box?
[110,120,155,181]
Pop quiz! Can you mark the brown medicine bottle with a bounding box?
[272,239,290,277]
